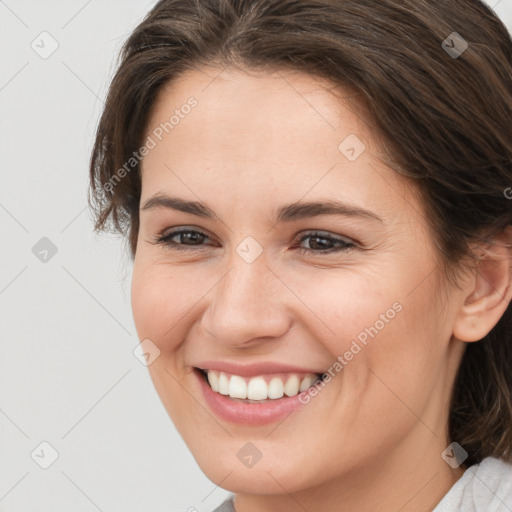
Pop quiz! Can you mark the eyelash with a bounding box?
[152,228,356,255]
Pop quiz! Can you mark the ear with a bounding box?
[453,227,512,343]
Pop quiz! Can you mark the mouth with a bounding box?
[195,367,324,403]
[192,361,330,425]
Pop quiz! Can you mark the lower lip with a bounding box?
[195,369,313,426]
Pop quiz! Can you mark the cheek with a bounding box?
[130,261,201,426]
[289,268,396,355]
[297,265,443,397]
[131,259,197,350]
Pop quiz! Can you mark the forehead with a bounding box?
[139,65,416,219]
[143,64,374,155]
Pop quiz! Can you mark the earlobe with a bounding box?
[452,228,512,343]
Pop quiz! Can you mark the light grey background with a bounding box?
[0,1,511,511]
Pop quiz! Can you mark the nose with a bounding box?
[199,251,292,348]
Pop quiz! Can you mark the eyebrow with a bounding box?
[141,193,383,223]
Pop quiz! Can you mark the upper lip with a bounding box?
[194,360,324,377]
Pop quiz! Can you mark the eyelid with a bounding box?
[160,226,211,239]
[152,226,357,256]
[294,230,354,245]
[155,226,215,247]
[155,227,352,244]
[293,230,356,254]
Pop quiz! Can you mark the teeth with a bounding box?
[207,371,220,392]
[247,377,267,400]
[218,372,229,395]
[268,377,284,399]
[284,375,300,396]
[299,375,315,392]
[228,375,247,399]
[204,370,320,401]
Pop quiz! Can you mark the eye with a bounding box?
[152,227,214,251]
[294,231,356,255]
[150,227,356,255]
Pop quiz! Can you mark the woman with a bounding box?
[88,0,512,510]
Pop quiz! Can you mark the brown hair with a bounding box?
[88,0,512,467]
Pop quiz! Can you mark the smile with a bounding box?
[194,366,327,425]
[200,369,323,402]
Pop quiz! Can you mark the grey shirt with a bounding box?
[212,495,235,512]
[433,456,512,511]
[212,456,512,511]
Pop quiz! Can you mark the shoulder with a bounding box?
[434,456,512,511]
[210,495,236,512]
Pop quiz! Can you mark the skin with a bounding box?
[130,64,512,512]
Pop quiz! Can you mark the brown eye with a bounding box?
[154,228,213,251]
[295,231,355,255]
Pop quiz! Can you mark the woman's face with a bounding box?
[131,66,467,499]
